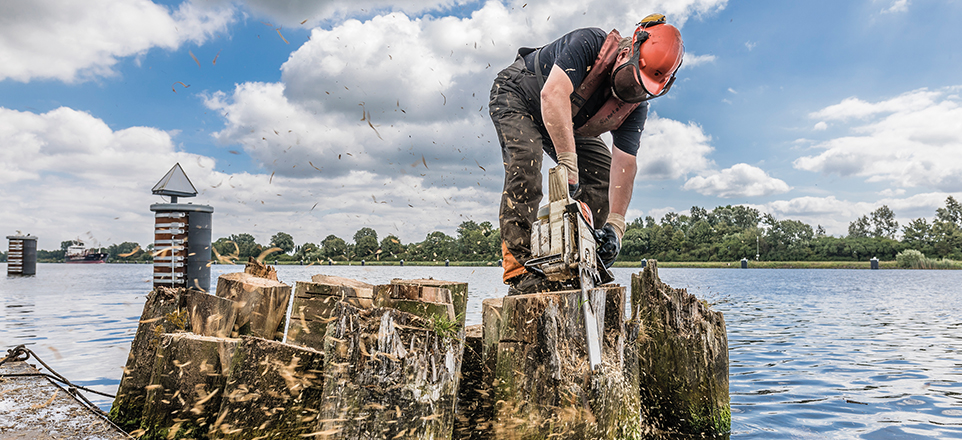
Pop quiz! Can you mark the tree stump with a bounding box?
[390,278,468,326]
[110,287,191,432]
[491,286,641,439]
[631,260,730,435]
[139,333,239,440]
[244,257,278,280]
[311,274,375,298]
[210,336,326,439]
[315,301,464,439]
[184,289,237,338]
[454,324,489,440]
[464,297,504,440]
[215,272,291,340]
[373,283,456,323]
[286,276,374,350]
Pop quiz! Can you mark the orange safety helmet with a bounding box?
[611,14,684,102]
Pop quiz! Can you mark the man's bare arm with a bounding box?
[607,147,637,238]
[541,64,578,184]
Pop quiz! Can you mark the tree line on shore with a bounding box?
[6,197,962,264]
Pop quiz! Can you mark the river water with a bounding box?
[1,263,960,439]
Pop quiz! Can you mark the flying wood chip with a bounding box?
[276,28,289,44]
[118,246,141,257]
[255,247,283,263]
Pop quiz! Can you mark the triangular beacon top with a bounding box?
[152,163,198,199]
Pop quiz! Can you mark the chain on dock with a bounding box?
[1,344,117,417]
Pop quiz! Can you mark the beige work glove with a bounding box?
[606,212,626,240]
[557,152,578,184]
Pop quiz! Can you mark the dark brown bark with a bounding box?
[286,277,373,351]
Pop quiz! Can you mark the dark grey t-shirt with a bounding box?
[521,27,648,156]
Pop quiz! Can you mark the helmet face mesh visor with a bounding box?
[611,61,649,103]
[610,30,650,103]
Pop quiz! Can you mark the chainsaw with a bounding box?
[524,166,613,370]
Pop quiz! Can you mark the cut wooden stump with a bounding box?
[471,297,503,439]
[215,272,291,340]
[139,333,239,440]
[184,289,237,338]
[631,260,731,435]
[454,324,489,440]
[491,286,641,439]
[110,287,191,432]
[390,278,468,326]
[286,276,374,350]
[315,301,464,440]
[374,283,456,323]
[311,274,375,298]
[244,257,278,280]
[210,336,326,439]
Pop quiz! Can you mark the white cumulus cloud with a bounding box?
[636,116,715,180]
[681,53,716,68]
[684,163,791,198]
[0,0,235,82]
[796,86,962,191]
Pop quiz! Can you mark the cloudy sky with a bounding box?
[2,0,962,251]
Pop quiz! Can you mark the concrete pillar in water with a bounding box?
[6,235,37,276]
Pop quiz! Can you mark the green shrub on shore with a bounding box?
[896,249,962,269]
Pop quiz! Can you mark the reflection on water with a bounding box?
[2,263,961,439]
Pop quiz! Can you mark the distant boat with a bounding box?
[64,241,108,264]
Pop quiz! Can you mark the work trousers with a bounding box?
[489,58,611,282]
